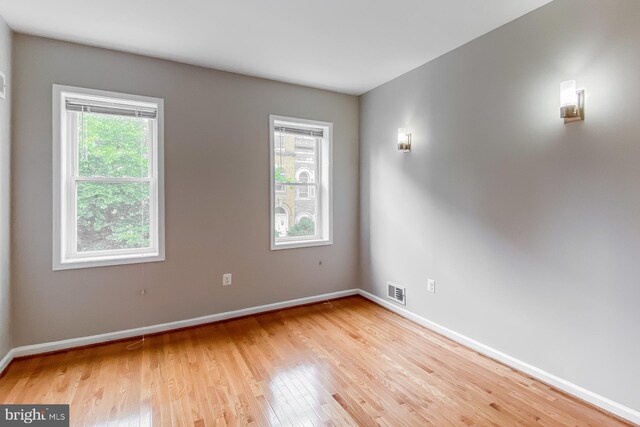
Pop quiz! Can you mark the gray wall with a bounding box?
[360,0,640,412]
[0,16,11,360]
[12,35,359,346]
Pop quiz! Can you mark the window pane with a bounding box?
[274,184,317,239]
[75,111,151,178]
[77,181,151,252]
[294,137,317,183]
[273,132,317,185]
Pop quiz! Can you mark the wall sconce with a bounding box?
[560,80,584,123]
[398,128,411,152]
[0,71,6,100]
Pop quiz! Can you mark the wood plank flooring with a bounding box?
[0,296,632,426]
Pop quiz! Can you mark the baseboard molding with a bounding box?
[357,289,640,425]
[4,288,358,362]
[2,287,637,424]
[0,348,14,377]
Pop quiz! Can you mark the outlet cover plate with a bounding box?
[223,273,232,286]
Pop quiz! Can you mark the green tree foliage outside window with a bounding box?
[76,113,151,252]
[274,166,294,183]
[287,217,316,237]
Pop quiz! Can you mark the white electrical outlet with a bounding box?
[427,279,436,294]
[222,273,232,286]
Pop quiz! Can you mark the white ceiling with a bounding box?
[0,0,552,95]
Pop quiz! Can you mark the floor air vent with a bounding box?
[387,282,406,305]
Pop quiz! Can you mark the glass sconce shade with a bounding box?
[398,128,411,152]
[560,80,585,123]
[560,80,577,107]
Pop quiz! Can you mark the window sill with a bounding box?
[53,253,165,271]
[271,239,333,251]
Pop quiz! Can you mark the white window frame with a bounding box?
[269,115,332,250]
[52,85,165,270]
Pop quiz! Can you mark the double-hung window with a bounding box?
[270,115,332,250]
[53,85,165,270]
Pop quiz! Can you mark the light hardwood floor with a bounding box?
[0,296,632,426]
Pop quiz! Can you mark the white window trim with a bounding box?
[52,85,165,270]
[269,115,333,250]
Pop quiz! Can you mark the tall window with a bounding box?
[270,115,332,250]
[53,85,165,270]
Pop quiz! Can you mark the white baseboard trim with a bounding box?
[357,289,640,425]
[3,288,638,424]
[0,348,14,375]
[5,289,358,362]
